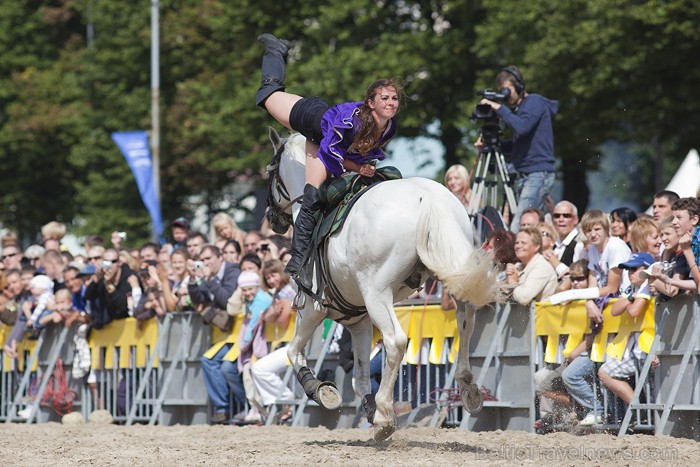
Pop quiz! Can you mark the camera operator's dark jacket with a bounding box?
[497,93,558,174]
[85,264,134,327]
[188,261,240,309]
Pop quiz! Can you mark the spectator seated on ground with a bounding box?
[556,260,614,427]
[504,227,558,306]
[250,261,297,423]
[598,253,659,405]
[236,271,274,424]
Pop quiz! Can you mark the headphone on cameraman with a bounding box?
[501,66,526,96]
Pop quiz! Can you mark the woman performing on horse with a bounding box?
[256,33,402,289]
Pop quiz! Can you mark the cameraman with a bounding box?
[475,66,558,232]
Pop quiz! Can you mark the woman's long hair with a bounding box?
[348,78,403,155]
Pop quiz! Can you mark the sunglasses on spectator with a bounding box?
[553,213,573,219]
[570,275,587,282]
[88,256,103,261]
[540,232,552,238]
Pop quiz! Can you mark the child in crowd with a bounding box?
[628,217,662,258]
[598,253,658,405]
[26,275,55,335]
[671,198,700,291]
[236,270,274,424]
[540,260,600,428]
[227,253,263,316]
[648,216,686,299]
[43,289,75,327]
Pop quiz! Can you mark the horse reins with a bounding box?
[266,144,302,226]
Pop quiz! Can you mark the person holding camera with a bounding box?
[84,248,134,327]
[475,66,558,232]
[187,244,240,310]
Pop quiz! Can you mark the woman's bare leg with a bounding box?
[265,92,304,130]
[304,141,327,187]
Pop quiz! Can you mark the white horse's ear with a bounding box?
[268,126,281,153]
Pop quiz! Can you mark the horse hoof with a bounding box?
[373,424,396,442]
[317,384,341,410]
[462,384,484,413]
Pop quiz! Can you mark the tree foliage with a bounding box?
[1,0,698,244]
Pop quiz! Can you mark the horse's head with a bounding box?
[265,127,307,234]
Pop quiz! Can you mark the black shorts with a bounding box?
[289,97,329,144]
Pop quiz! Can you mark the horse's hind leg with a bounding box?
[455,301,483,413]
[365,293,407,442]
[286,302,341,410]
[345,315,375,422]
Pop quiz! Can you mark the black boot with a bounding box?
[256,33,292,108]
[285,184,322,289]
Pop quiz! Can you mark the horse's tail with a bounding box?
[415,195,503,308]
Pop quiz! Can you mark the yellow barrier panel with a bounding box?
[372,305,458,365]
[89,318,159,369]
[207,312,298,363]
[0,323,39,373]
[535,298,656,363]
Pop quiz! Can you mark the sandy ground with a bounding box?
[0,424,697,466]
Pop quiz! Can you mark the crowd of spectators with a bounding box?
[461,186,700,430]
[1,181,699,428]
[0,213,299,424]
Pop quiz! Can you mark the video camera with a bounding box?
[471,87,511,122]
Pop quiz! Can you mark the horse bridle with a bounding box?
[266,142,302,230]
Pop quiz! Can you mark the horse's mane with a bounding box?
[284,132,307,165]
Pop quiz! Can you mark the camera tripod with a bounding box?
[466,144,518,220]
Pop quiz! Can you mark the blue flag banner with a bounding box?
[111,131,164,243]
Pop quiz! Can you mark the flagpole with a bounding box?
[151,0,161,242]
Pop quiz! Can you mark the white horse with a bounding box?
[266,128,501,441]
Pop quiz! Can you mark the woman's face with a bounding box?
[265,271,281,289]
[368,86,399,121]
[514,232,539,264]
[446,172,465,195]
[610,214,626,238]
[217,224,233,240]
[645,229,662,256]
[171,254,186,276]
[240,261,260,274]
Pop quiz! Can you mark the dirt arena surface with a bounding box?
[0,424,697,466]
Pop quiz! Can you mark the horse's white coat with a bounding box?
[268,130,500,440]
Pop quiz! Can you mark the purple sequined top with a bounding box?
[318,101,397,177]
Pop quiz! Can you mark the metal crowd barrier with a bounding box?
[0,295,698,441]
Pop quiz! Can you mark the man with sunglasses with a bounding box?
[1,244,24,271]
[550,201,584,277]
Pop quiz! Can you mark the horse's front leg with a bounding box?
[365,293,407,442]
[345,315,375,421]
[286,300,341,410]
[454,300,483,413]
